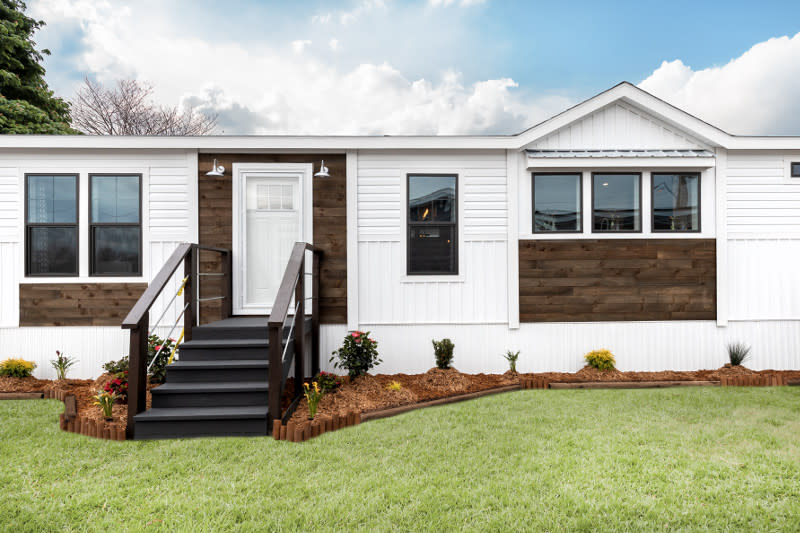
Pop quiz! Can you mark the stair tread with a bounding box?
[180,339,270,348]
[153,381,268,393]
[135,406,268,421]
[169,360,268,369]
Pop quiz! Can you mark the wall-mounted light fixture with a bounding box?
[314,160,330,178]
[206,159,225,177]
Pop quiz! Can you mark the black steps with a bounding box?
[133,406,269,439]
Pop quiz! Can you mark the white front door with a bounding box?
[233,163,313,314]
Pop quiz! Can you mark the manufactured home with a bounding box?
[1,82,799,437]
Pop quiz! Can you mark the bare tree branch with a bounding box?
[70,77,217,135]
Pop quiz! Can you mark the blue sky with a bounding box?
[29,0,800,135]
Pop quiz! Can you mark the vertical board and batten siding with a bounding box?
[0,149,195,378]
[725,151,800,321]
[527,102,708,150]
[356,150,508,324]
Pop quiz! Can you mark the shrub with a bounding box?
[303,381,324,420]
[0,358,37,378]
[103,357,128,374]
[330,331,381,378]
[100,333,177,384]
[315,371,341,393]
[727,342,751,366]
[501,350,520,373]
[50,350,77,380]
[386,380,402,391]
[432,338,455,369]
[104,371,128,401]
[584,349,616,371]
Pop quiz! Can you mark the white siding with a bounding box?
[356,150,508,324]
[528,102,707,150]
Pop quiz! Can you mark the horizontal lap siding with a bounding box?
[357,150,508,324]
[519,239,716,322]
[727,153,800,231]
[198,154,346,324]
[19,283,147,326]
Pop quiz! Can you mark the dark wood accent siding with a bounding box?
[519,239,716,322]
[198,154,346,324]
[19,283,147,326]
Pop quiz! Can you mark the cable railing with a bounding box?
[267,242,321,429]
[121,243,232,439]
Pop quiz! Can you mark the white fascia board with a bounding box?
[0,134,516,151]
[526,157,716,169]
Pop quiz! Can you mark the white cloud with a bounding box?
[428,0,486,7]
[28,0,569,135]
[639,32,800,135]
[329,38,339,51]
[291,40,312,54]
[339,0,386,25]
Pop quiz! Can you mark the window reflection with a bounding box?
[534,173,581,232]
[593,174,641,232]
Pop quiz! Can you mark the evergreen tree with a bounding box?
[0,0,76,134]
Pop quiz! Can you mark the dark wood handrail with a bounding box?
[267,242,320,429]
[122,243,192,329]
[268,242,316,327]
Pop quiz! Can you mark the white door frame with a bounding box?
[232,162,313,315]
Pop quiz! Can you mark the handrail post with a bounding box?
[184,244,196,341]
[126,313,148,440]
[294,255,305,397]
[223,250,233,319]
[268,324,282,429]
[311,250,320,378]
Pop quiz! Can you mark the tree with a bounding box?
[0,0,76,133]
[71,77,217,135]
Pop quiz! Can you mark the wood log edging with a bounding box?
[43,386,127,441]
[273,410,362,443]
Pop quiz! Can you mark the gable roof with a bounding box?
[0,82,798,151]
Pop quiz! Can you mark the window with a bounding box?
[407,174,457,275]
[90,174,141,276]
[533,173,582,232]
[25,174,78,276]
[792,162,800,177]
[592,173,641,232]
[652,173,700,232]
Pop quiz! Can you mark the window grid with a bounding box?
[89,174,142,277]
[24,174,79,277]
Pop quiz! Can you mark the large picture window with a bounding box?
[652,173,700,232]
[592,173,641,232]
[533,173,582,232]
[407,174,457,275]
[90,174,142,276]
[25,174,79,276]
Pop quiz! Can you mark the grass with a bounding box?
[2,387,800,532]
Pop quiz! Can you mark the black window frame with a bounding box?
[24,173,79,277]
[591,172,643,234]
[791,162,800,178]
[406,173,458,276]
[89,173,143,277]
[651,172,702,233]
[532,172,583,234]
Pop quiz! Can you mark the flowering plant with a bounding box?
[315,371,341,393]
[93,389,118,419]
[104,371,128,402]
[303,381,324,420]
[50,350,77,380]
[330,331,381,378]
[147,334,177,384]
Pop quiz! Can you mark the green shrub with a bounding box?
[584,349,616,371]
[501,350,520,373]
[104,371,128,401]
[102,356,128,375]
[101,333,177,384]
[727,342,751,366]
[50,350,77,380]
[432,338,455,369]
[330,331,381,378]
[315,371,341,393]
[0,358,37,378]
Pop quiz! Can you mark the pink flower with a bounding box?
[369,338,375,343]
[351,332,360,339]
[155,345,162,351]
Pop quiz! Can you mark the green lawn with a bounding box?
[2,388,800,532]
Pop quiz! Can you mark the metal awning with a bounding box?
[526,149,714,158]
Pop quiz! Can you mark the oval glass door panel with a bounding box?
[244,176,300,308]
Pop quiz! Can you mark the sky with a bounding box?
[27,0,800,136]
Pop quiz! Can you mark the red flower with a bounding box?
[351,332,360,339]
[155,345,162,351]
[113,379,121,385]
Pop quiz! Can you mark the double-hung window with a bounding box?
[89,174,142,276]
[25,174,79,276]
[652,172,700,232]
[407,174,457,275]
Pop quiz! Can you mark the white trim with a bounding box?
[715,149,728,327]
[526,157,716,169]
[399,275,465,283]
[506,150,520,329]
[346,151,359,330]
[231,162,313,315]
[186,150,199,243]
